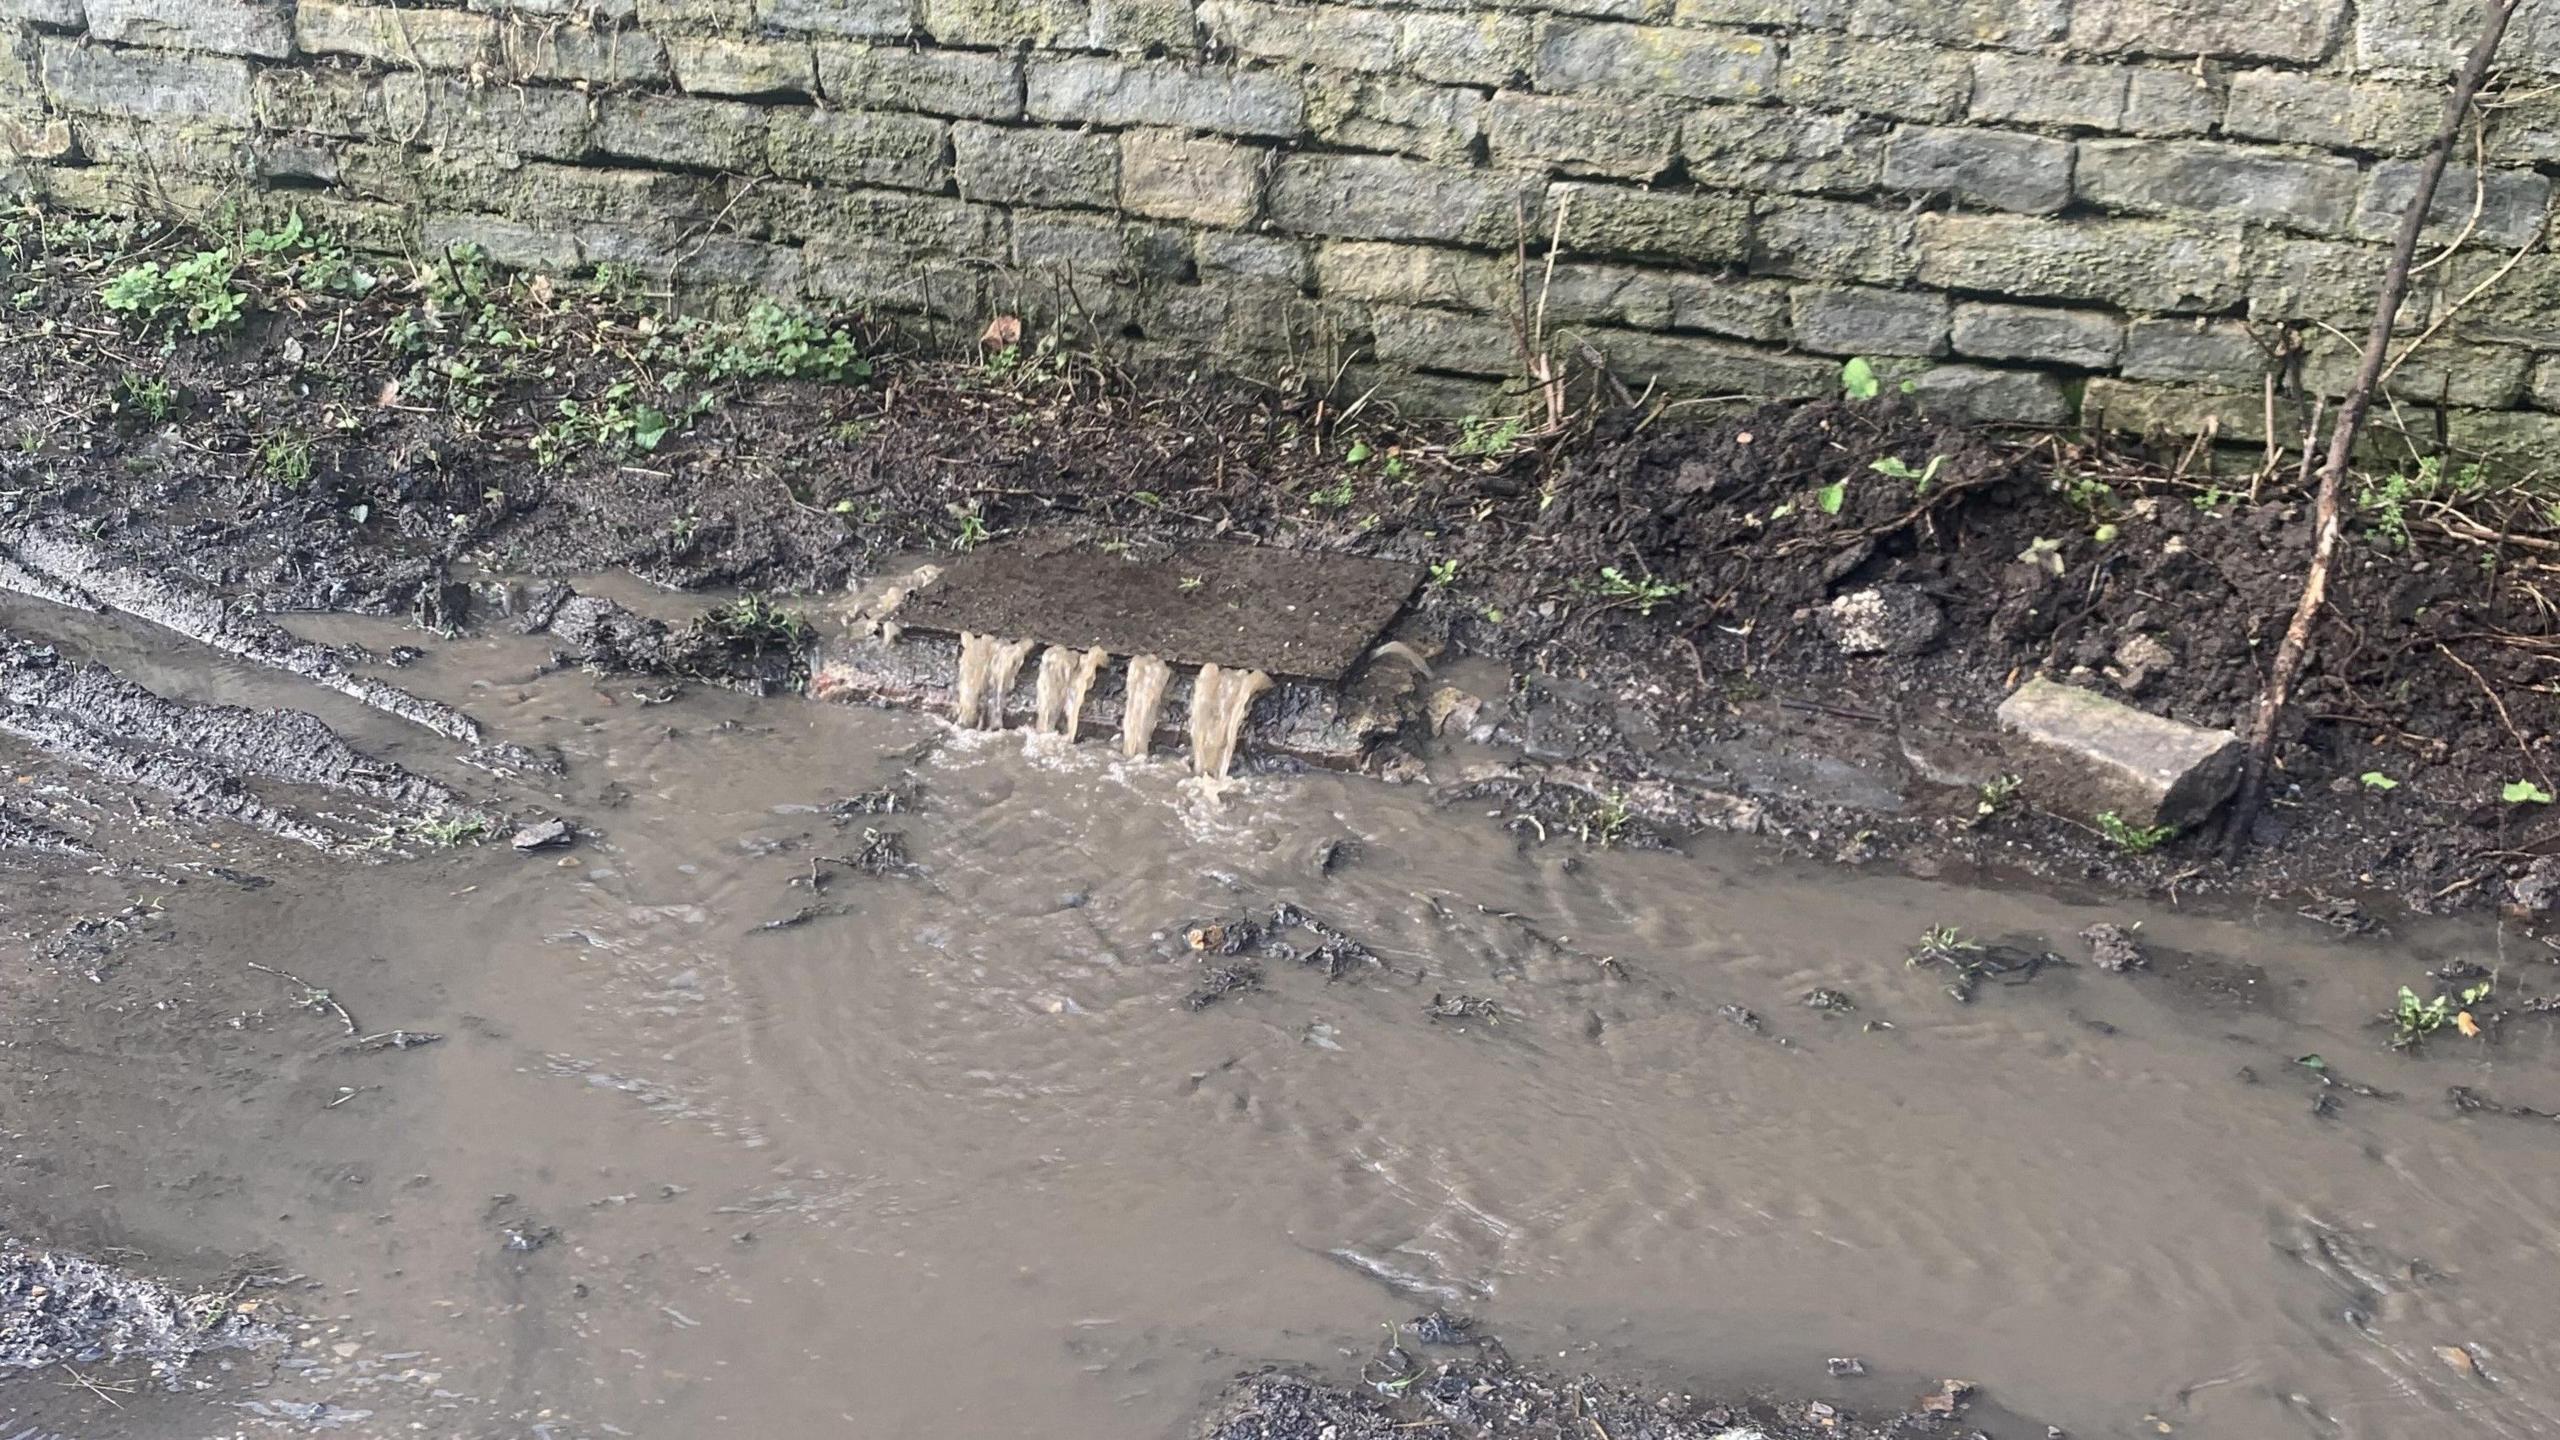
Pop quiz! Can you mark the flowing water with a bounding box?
[1122,654,1171,758]
[7,607,2560,1440]
[1185,663,1273,782]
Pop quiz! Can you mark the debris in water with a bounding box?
[1906,927,2064,1003]
[2436,1343,2483,1377]
[1187,662,1274,780]
[1185,964,1260,1010]
[500,1221,557,1253]
[1805,988,1856,1012]
[1180,903,1380,995]
[1827,1356,1867,1377]
[2448,1085,2560,1122]
[831,827,913,877]
[1427,993,1503,1022]
[1122,654,1171,757]
[511,817,575,852]
[1312,836,1360,876]
[1719,1003,1762,1032]
[1918,1378,1976,1415]
[2082,922,2146,972]
[752,904,836,933]
[350,1029,442,1052]
[0,1236,277,1377]
[1410,1311,1477,1346]
[828,779,921,818]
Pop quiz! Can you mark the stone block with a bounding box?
[727,179,1003,251]
[2077,139,2358,235]
[2244,235,2422,325]
[0,0,84,27]
[2083,376,2304,444]
[253,67,377,136]
[1269,153,1538,245]
[2444,408,2560,470]
[597,94,764,172]
[1552,179,1748,265]
[669,36,816,97]
[1396,9,1537,86]
[806,240,983,320]
[637,0,749,25]
[2440,251,2560,345]
[2356,162,2551,250]
[1014,212,1182,283]
[1198,231,1309,289]
[1883,125,2072,214]
[1672,0,1844,24]
[2119,317,2271,385]
[955,122,1116,208]
[1911,364,2073,425]
[471,0,636,19]
[1316,240,1509,310]
[1568,329,1838,397]
[924,0,1081,46]
[1088,0,1196,51]
[2222,69,2436,155]
[492,161,711,224]
[1915,213,2247,312]
[509,24,665,86]
[2,115,74,163]
[2301,336,2528,408]
[1950,302,2123,367]
[1781,35,1971,123]
[1662,273,1792,341]
[768,107,949,192]
[295,1,500,68]
[1681,106,1885,196]
[1968,54,2127,130]
[1372,304,1520,376]
[819,42,1021,119]
[39,37,251,122]
[2353,0,2560,71]
[1536,20,1777,102]
[383,74,593,160]
[2121,67,2222,135]
[761,0,915,39]
[424,211,581,271]
[1120,128,1262,227]
[1998,677,2242,831]
[1750,197,1914,285]
[1028,56,1304,139]
[86,0,289,57]
[2070,0,2347,63]
[1306,71,1484,163]
[1487,92,1678,181]
[1790,285,1949,356]
[1851,0,2065,49]
[1201,0,1398,72]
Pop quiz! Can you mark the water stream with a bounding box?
[4,607,2560,1440]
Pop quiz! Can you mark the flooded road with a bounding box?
[5,601,2560,1439]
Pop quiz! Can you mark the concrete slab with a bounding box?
[1997,677,2242,831]
[890,535,1423,683]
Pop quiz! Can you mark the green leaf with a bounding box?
[2359,771,2399,790]
[2294,1054,2327,1072]
[1344,439,1372,465]
[1840,357,1880,401]
[2092,523,2120,545]
[1815,480,1847,516]
[630,405,672,452]
[2504,779,2554,804]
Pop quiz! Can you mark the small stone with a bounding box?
[1819,584,1944,656]
[1997,678,2242,830]
[1827,1356,1867,1376]
[2082,922,2146,972]
[511,818,575,852]
[2509,854,2560,912]
[2111,632,2178,695]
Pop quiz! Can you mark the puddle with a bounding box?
[3,611,2559,1439]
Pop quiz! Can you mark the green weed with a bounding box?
[1452,414,1527,460]
[702,593,810,653]
[1310,475,1356,509]
[1975,773,2022,818]
[257,431,313,490]
[1595,566,1684,616]
[949,503,991,552]
[1427,559,1459,588]
[102,248,245,335]
[112,372,176,422]
[2503,779,2554,804]
[2094,811,2177,853]
[413,812,493,847]
[1871,454,1945,492]
[2392,981,2491,1050]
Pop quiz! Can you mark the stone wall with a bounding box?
[7,0,2560,457]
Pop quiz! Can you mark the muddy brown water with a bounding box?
[5,596,2560,1440]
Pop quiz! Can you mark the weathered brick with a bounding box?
[2356,162,2551,249]
[1374,305,1520,376]
[1120,129,1262,227]
[2244,235,2420,324]
[1950,302,2123,367]
[2301,334,2528,408]
[383,74,592,160]
[818,42,1021,120]
[1269,154,1538,245]
[1086,0,1195,50]
[2119,317,2271,385]
[1682,107,1884,196]
[1749,197,1915,285]
[1487,92,1678,181]
[1883,126,2072,213]
[596,94,763,172]
[1028,57,1304,139]
[728,179,1003,251]
[1792,285,1949,356]
[584,226,804,292]
[1014,211,1187,281]
[767,107,948,192]
[2443,409,2560,471]
[2353,0,2560,71]
[2,115,75,163]
[1552,179,1748,265]
[1912,366,2073,425]
[1306,71,1484,163]
[1537,21,1776,103]
[1397,9,1538,85]
[1540,262,1673,329]
[1198,231,1309,289]
[2440,251,2560,346]
[39,38,251,122]
[485,162,712,224]
[294,1,499,68]
[923,0,1078,46]
[805,240,983,320]
[2121,68,2222,135]
[2077,139,2359,235]
[0,0,84,27]
[1203,0,1398,71]
[668,36,816,97]
[762,0,915,39]
[1851,0,2065,50]
[2223,69,2436,155]
[67,118,253,177]
[1671,0,1844,24]
[1914,214,2248,312]
[1569,329,1837,397]
[2533,354,2560,410]
[1316,240,1509,309]
[253,67,378,136]
[955,122,1116,208]
[424,211,581,270]
[86,0,290,58]
[1968,54,2126,130]
[1781,35,1971,124]
[507,24,665,86]
[1661,272,1792,340]
[470,0,636,20]
[2071,0,2347,63]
